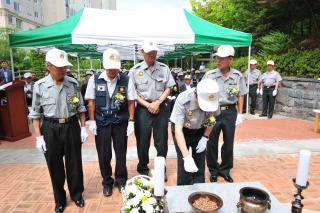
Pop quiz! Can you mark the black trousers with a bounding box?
[172,124,205,185]
[262,86,276,118]
[244,84,258,111]
[41,119,84,205]
[134,103,169,173]
[207,106,237,176]
[95,121,128,187]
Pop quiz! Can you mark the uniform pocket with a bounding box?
[136,78,148,91]
[155,78,165,91]
[40,98,55,106]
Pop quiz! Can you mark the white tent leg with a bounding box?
[174,59,177,68]
[246,46,252,116]
[134,44,138,65]
[90,58,93,69]
[181,58,183,68]
[10,48,15,80]
[191,55,193,70]
[99,59,102,69]
[77,56,80,80]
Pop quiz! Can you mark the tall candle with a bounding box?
[295,150,311,187]
[154,156,165,196]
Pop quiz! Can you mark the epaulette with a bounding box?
[159,62,168,67]
[35,76,47,85]
[132,63,142,70]
[67,76,79,86]
[232,68,242,76]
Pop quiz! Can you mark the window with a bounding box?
[16,18,22,29]
[34,11,38,17]
[14,2,20,11]
[6,0,10,5]
[8,15,13,24]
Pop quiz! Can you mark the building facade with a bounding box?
[0,0,116,31]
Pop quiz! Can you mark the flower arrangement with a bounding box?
[227,85,240,97]
[114,92,126,109]
[122,176,159,213]
[203,113,216,127]
[68,93,80,112]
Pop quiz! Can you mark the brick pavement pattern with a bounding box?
[0,117,319,212]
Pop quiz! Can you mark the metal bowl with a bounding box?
[237,187,271,213]
[188,191,223,213]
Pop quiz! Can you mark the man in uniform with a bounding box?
[170,79,219,185]
[258,60,282,119]
[243,59,261,115]
[176,72,184,88]
[85,48,136,196]
[129,40,175,179]
[23,72,34,106]
[202,45,247,183]
[29,48,88,213]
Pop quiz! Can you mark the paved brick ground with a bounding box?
[0,117,318,149]
[0,116,319,212]
[0,154,319,213]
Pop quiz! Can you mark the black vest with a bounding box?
[94,73,129,126]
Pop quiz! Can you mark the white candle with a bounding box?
[295,150,311,187]
[154,156,165,196]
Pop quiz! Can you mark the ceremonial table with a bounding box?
[166,182,289,213]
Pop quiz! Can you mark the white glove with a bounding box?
[256,88,260,95]
[272,90,277,96]
[236,114,244,126]
[36,136,47,153]
[183,154,198,173]
[196,136,208,153]
[89,120,97,135]
[167,96,172,100]
[171,96,176,100]
[127,121,135,136]
[259,88,263,95]
[81,127,88,143]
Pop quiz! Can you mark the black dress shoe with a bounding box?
[115,182,126,192]
[219,173,234,183]
[165,173,168,182]
[259,114,267,117]
[74,197,85,208]
[55,204,65,213]
[103,185,113,197]
[209,175,218,182]
[138,170,149,176]
[250,109,255,115]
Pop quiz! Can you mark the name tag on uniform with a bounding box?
[97,84,106,91]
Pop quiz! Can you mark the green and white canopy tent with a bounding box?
[9,7,253,112]
[9,8,251,47]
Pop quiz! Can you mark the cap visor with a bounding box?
[103,61,121,70]
[213,52,230,58]
[52,60,73,67]
[143,47,159,53]
[198,97,219,112]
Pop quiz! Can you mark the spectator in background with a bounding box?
[0,61,13,84]
[177,72,184,88]
[43,71,49,77]
[81,70,93,98]
[23,72,34,106]
[180,75,194,92]
[31,72,38,82]
[66,68,76,79]
[199,62,205,72]
[192,70,202,87]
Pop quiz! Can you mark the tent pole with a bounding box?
[134,44,138,65]
[99,59,102,70]
[191,55,193,70]
[77,56,80,80]
[9,48,15,80]
[174,59,177,68]
[181,58,183,69]
[90,58,93,69]
[246,46,251,116]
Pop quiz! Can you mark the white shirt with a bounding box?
[186,84,192,90]
[85,71,137,100]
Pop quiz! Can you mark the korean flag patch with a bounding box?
[97,84,106,91]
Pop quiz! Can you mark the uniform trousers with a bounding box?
[262,86,276,118]
[42,118,84,206]
[207,105,237,176]
[95,121,128,187]
[134,102,168,174]
[171,124,205,185]
[244,84,258,112]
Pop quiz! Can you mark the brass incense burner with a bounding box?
[237,187,271,213]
